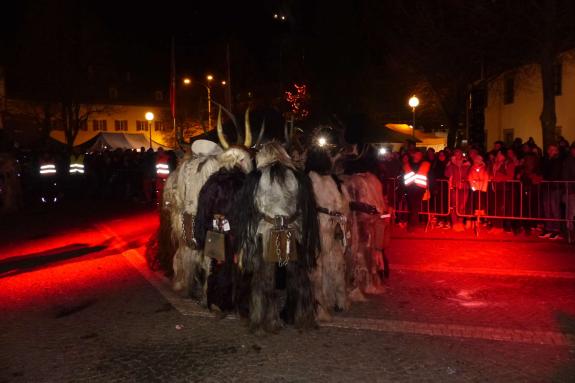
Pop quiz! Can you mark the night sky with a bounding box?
[2,0,575,137]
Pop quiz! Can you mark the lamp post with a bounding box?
[408,95,420,138]
[182,75,226,131]
[206,75,214,130]
[145,112,154,149]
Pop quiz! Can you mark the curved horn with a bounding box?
[255,119,265,146]
[216,106,230,149]
[244,107,252,147]
[211,100,241,143]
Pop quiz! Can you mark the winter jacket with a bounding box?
[468,164,489,192]
[445,158,470,190]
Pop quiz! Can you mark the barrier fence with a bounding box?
[382,178,575,241]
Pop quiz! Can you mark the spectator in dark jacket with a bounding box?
[562,143,575,234]
[539,144,563,239]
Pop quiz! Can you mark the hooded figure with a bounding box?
[235,142,320,333]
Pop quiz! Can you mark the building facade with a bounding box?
[484,52,575,148]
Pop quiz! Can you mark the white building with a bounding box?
[484,51,575,147]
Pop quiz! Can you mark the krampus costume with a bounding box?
[146,163,182,275]
[236,142,320,333]
[171,140,223,299]
[342,171,390,299]
[305,148,350,321]
[193,109,257,314]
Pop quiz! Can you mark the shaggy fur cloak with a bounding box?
[194,166,249,313]
[234,142,320,332]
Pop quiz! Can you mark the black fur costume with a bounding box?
[194,167,249,314]
[235,156,320,333]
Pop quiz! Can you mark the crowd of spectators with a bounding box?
[2,147,178,208]
[378,136,575,240]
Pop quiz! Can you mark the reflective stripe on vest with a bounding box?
[403,171,415,185]
[40,164,57,175]
[156,163,170,175]
[414,174,427,187]
[69,163,85,174]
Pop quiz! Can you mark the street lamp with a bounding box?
[145,112,154,149]
[408,95,420,138]
[206,75,214,130]
[182,75,224,130]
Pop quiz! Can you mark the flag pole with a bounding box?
[170,36,177,142]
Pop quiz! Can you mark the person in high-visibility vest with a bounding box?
[402,150,430,232]
[155,148,170,206]
[68,148,86,199]
[38,152,59,204]
[69,150,85,175]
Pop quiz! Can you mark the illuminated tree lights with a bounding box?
[285,83,310,120]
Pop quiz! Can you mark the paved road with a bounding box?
[1,207,574,382]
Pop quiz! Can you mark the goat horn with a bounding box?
[255,119,265,146]
[216,106,230,149]
[211,100,240,142]
[244,107,252,147]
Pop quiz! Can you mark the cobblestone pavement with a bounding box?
[1,210,575,382]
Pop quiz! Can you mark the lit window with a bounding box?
[154,121,164,131]
[114,120,128,131]
[92,120,107,131]
[136,120,149,131]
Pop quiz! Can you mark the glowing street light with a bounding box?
[408,95,420,138]
[221,80,226,86]
[379,147,387,155]
[318,136,327,147]
[182,77,191,85]
[206,74,214,82]
[145,112,154,149]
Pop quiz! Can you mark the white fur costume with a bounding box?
[308,171,350,321]
[171,143,223,297]
[342,172,388,298]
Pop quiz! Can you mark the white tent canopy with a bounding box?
[85,133,171,152]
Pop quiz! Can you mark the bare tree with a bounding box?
[12,0,114,150]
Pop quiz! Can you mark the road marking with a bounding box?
[122,247,574,347]
[392,264,575,279]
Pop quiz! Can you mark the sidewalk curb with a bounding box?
[392,264,575,279]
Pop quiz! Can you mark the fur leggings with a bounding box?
[249,255,316,333]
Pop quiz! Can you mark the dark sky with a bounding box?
[1,0,300,87]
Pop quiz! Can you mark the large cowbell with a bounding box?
[204,231,226,261]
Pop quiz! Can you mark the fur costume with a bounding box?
[194,147,253,314]
[341,172,390,299]
[305,149,350,321]
[171,153,222,298]
[235,142,320,333]
[146,165,180,276]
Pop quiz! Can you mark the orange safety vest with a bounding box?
[403,161,430,188]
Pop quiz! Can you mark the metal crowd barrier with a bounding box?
[382,178,575,242]
[382,178,451,231]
